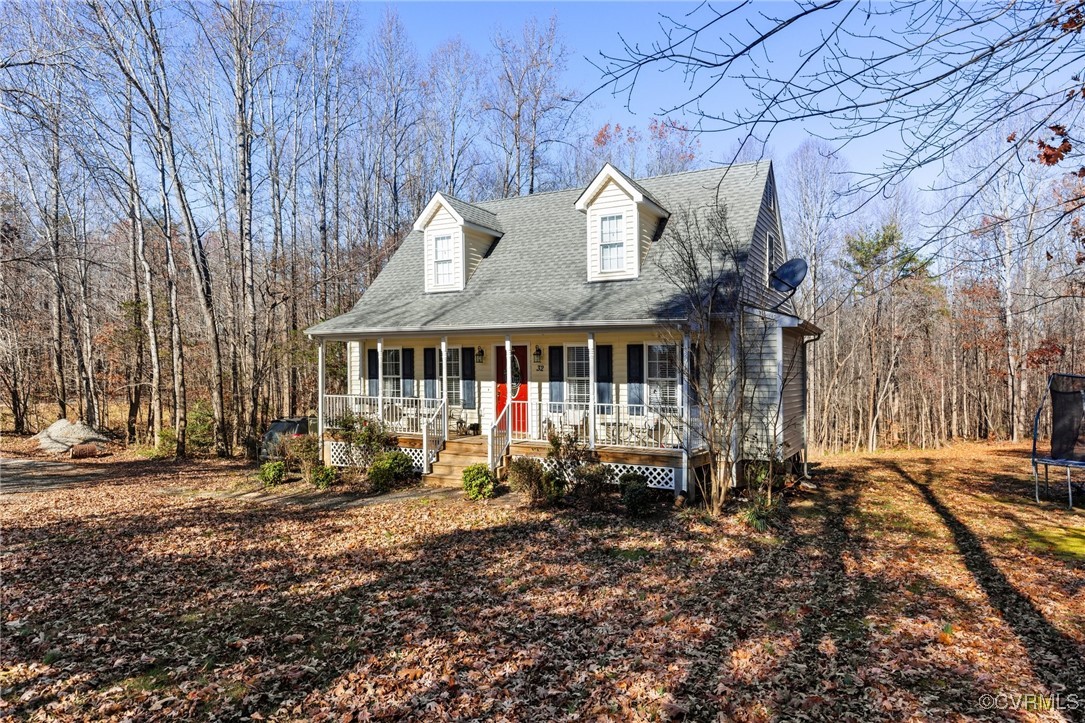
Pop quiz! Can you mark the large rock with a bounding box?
[33,419,110,454]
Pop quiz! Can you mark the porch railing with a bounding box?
[507,400,682,450]
[422,399,447,474]
[488,402,511,470]
[324,394,442,436]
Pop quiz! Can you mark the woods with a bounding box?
[1,1,1083,457]
[0,2,696,456]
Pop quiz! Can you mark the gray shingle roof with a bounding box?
[441,194,502,233]
[308,162,771,337]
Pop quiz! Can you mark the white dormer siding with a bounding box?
[576,164,669,282]
[423,206,465,292]
[586,180,638,280]
[415,192,502,293]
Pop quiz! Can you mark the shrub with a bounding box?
[284,434,321,475]
[508,457,564,507]
[546,432,598,482]
[621,478,653,517]
[738,494,779,533]
[571,463,612,511]
[155,428,177,458]
[187,401,217,456]
[367,450,415,493]
[462,463,496,500]
[329,410,358,432]
[311,464,338,490]
[350,422,396,469]
[258,460,285,488]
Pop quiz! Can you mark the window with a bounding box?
[433,234,453,286]
[599,214,624,272]
[444,347,462,406]
[565,346,590,406]
[766,233,779,286]
[647,344,679,412]
[382,348,401,398]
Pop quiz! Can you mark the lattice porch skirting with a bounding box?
[328,441,435,472]
[518,456,677,490]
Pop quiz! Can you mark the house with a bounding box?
[305,161,819,497]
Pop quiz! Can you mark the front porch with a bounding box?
[314,329,703,495]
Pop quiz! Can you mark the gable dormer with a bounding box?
[414,193,502,293]
[575,164,669,282]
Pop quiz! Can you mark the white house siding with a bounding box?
[638,206,659,268]
[781,328,805,458]
[740,167,796,316]
[740,311,781,459]
[464,228,490,282]
[346,341,362,395]
[585,179,638,280]
[422,206,464,292]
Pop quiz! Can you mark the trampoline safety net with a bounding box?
[1048,373,1085,463]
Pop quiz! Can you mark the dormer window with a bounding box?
[575,163,669,283]
[434,234,453,286]
[599,214,625,272]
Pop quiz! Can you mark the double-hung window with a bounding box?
[599,214,624,272]
[565,346,590,407]
[647,344,679,413]
[766,233,778,287]
[433,234,453,286]
[382,348,402,398]
[444,347,462,406]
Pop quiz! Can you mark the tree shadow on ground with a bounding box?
[2,456,1078,721]
[887,459,1085,702]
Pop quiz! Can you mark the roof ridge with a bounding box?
[471,161,769,211]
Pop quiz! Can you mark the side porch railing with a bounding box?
[488,402,511,470]
[421,399,446,474]
[324,394,444,436]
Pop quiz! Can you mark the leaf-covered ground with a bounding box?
[2,442,1083,721]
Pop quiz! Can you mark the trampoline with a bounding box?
[1032,372,1085,507]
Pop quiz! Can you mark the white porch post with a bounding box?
[317,339,326,441]
[681,332,691,498]
[377,337,384,422]
[504,336,513,439]
[440,336,448,413]
[587,332,596,448]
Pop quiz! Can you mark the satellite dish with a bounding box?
[770,258,808,294]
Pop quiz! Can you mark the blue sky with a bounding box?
[351,2,834,172]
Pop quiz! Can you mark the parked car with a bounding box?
[259,417,317,460]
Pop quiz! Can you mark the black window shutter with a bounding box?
[423,347,437,399]
[596,345,613,406]
[548,346,564,411]
[367,348,379,396]
[401,348,415,398]
[627,344,644,411]
[461,350,476,409]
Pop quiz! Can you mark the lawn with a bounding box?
[1,442,1083,721]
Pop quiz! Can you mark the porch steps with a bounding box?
[424,436,490,486]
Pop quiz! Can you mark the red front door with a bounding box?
[496,345,528,433]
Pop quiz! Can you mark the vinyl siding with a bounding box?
[638,206,659,267]
[464,228,492,282]
[739,311,780,459]
[781,329,805,457]
[423,206,464,292]
[585,179,638,280]
[740,167,796,316]
[346,341,361,395]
